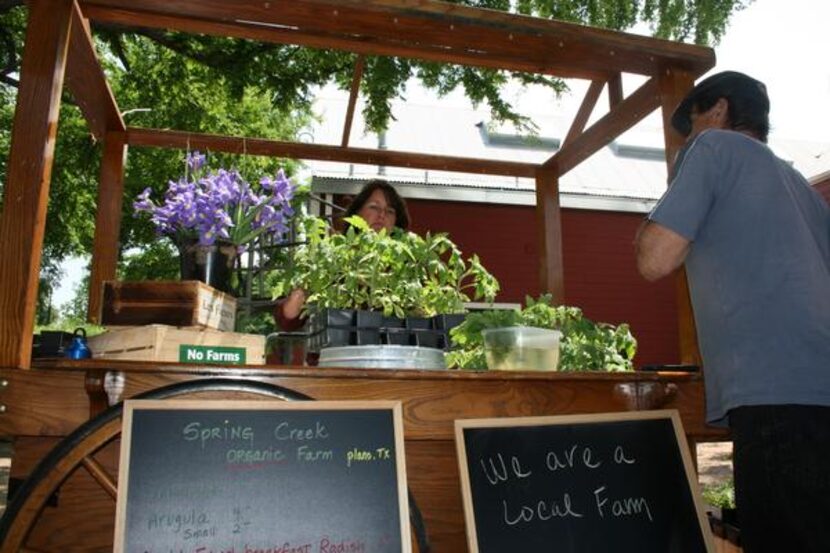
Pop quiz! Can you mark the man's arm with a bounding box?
[635,220,691,281]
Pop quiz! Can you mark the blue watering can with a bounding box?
[65,327,92,360]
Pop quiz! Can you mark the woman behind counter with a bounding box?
[275,179,411,330]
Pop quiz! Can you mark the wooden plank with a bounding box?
[80,1,715,78]
[126,126,539,178]
[89,325,264,364]
[563,79,604,147]
[543,76,661,176]
[88,131,127,325]
[341,55,365,147]
[534,167,564,303]
[607,72,623,108]
[81,4,611,80]
[658,68,702,366]
[0,369,90,436]
[99,281,237,331]
[0,0,73,369]
[66,2,125,139]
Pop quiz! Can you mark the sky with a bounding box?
[708,0,830,142]
[51,0,830,307]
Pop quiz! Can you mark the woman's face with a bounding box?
[357,188,397,232]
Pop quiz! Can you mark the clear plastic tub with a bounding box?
[481,326,562,371]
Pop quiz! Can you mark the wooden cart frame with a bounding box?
[0,0,714,369]
[0,2,722,551]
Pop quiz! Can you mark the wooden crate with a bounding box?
[100,280,236,331]
[88,325,265,365]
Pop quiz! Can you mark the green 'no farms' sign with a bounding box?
[179,345,246,365]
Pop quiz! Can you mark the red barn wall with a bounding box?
[405,199,680,367]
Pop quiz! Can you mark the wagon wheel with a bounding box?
[0,378,430,553]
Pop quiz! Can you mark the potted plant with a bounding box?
[133,151,297,293]
[702,480,740,549]
[446,294,637,371]
[269,215,500,349]
[703,479,736,521]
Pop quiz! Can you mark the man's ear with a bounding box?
[713,97,730,127]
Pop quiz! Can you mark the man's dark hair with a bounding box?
[672,71,770,143]
[343,179,411,230]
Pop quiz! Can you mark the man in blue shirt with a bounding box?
[636,71,830,553]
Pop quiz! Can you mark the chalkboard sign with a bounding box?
[455,410,714,553]
[114,399,411,553]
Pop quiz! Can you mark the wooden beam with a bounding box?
[607,72,623,109]
[80,1,714,79]
[82,5,609,81]
[341,55,365,147]
[0,0,73,369]
[534,167,565,303]
[81,456,118,500]
[543,77,661,176]
[66,1,125,139]
[126,127,539,178]
[658,68,702,366]
[563,79,604,147]
[88,131,127,325]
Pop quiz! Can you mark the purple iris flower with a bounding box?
[186,151,206,173]
[134,155,297,249]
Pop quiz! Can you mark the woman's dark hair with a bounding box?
[343,179,410,230]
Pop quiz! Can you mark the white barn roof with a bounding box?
[304,84,830,214]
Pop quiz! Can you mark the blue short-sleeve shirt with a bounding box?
[649,129,830,425]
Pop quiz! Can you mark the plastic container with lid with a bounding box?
[481,326,562,371]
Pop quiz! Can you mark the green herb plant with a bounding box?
[446,294,637,371]
[702,479,736,510]
[269,215,500,317]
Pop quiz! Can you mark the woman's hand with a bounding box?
[282,288,307,320]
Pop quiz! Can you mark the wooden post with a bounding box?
[88,131,128,324]
[0,0,73,368]
[341,55,365,148]
[658,68,702,366]
[535,167,565,303]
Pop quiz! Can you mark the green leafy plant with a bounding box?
[702,480,736,510]
[269,215,500,317]
[446,294,637,371]
[35,322,106,337]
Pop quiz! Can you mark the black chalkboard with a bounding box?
[455,410,714,553]
[115,399,410,553]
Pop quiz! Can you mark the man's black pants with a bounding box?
[729,405,830,553]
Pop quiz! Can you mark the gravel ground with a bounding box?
[697,440,733,488]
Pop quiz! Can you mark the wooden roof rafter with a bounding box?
[80,5,611,81]
[563,79,605,147]
[79,0,714,79]
[125,127,538,178]
[341,55,365,148]
[74,0,715,184]
[66,1,125,139]
[544,76,662,176]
